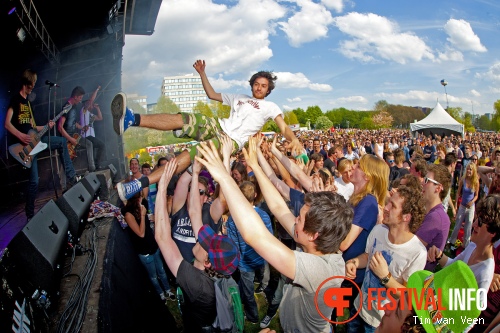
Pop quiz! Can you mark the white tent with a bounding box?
[410,102,464,138]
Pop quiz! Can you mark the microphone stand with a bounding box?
[47,86,58,199]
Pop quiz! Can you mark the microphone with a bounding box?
[45,80,60,87]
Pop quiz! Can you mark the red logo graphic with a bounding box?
[314,276,362,325]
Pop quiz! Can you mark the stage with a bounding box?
[0,171,179,333]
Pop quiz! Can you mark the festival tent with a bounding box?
[410,102,464,138]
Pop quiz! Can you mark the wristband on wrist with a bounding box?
[435,252,443,261]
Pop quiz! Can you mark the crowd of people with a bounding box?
[108,59,500,333]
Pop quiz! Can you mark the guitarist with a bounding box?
[79,86,105,171]
[4,69,77,220]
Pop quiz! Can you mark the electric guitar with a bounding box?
[8,104,72,168]
[68,113,96,160]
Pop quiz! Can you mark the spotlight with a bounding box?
[8,7,16,15]
[16,27,26,42]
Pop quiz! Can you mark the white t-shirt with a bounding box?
[80,108,96,138]
[219,93,283,148]
[355,224,427,327]
[445,242,495,310]
[335,177,354,201]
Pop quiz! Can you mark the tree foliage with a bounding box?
[315,116,333,130]
[372,111,393,128]
[284,111,299,125]
[155,95,181,114]
[305,106,323,125]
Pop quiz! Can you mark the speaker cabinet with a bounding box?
[56,182,92,241]
[8,200,68,296]
[108,163,118,179]
[80,172,101,198]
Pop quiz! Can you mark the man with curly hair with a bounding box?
[345,185,427,332]
[111,59,302,202]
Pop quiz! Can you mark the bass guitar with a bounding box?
[8,104,72,168]
[68,113,96,160]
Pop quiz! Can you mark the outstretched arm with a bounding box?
[193,60,222,102]
[188,158,204,239]
[274,115,301,156]
[195,141,297,280]
[155,159,183,277]
[269,135,313,191]
[256,137,291,201]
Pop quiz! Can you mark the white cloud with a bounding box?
[335,96,368,104]
[475,62,500,81]
[279,0,334,47]
[444,19,487,52]
[375,90,472,105]
[282,105,293,111]
[287,97,302,102]
[437,47,464,62]
[275,72,333,91]
[470,89,481,97]
[333,12,435,64]
[122,0,287,95]
[321,0,344,13]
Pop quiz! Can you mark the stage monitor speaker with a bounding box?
[108,163,117,179]
[56,182,92,241]
[80,172,101,198]
[8,199,68,296]
[95,169,113,201]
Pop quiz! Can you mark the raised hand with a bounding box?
[193,59,206,74]
[195,141,229,182]
[220,134,234,167]
[242,134,260,169]
[158,158,178,193]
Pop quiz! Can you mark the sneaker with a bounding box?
[111,92,134,135]
[166,291,176,301]
[260,314,276,328]
[255,285,264,294]
[160,292,166,301]
[117,179,142,201]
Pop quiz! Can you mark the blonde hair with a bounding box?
[463,162,479,191]
[349,154,389,207]
[337,159,353,173]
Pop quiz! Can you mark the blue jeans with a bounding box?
[82,136,106,171]
[239,266,265,323]
[449,203,475,248]
[346,307,376,333]
[138,248,170,296]
[26,136,76,217]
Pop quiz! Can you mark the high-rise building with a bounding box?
[161,74,207,112]
[127,93,148,112]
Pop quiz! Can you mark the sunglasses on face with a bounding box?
[424,177,441,186]
[188,188,207,195]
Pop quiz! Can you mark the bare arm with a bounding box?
[93,104,103,121]
[339,225,364,252]
[195,140,298,280]
[274,115,301,156]
[193,60,222,102]
[57,116,77,146]
[269,135,313,191]
[155,159,183,277]
[257,146,291,201]
[189,159,204,239]
[124,206,146,238]
[171,170,192,215]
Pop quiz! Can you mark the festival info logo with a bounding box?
[315,275,488,326]
[314,276,362,325]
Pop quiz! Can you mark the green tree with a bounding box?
[211,100,230,119]
[193,101,214,117]
[127,100,146,113]
[292,108,307,125]
[305,106,323,127]
[446,106,463,123]
[154,95,181,114]
[315,116,333,130]
[284,111,299,125]
[463,112,475,132]
[493,100,500,131]
[262,120,279,132]
[476,115,492,131]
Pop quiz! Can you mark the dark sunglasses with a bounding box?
[188,188,207,195]
[471,158,478,161]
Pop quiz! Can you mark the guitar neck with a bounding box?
[36,106,71,140]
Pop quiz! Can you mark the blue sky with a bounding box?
[122,0,500,116]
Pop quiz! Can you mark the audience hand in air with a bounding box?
[195,141,230,184]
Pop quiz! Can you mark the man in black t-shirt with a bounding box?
[4,69,77,220]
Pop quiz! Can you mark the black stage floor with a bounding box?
[0,179,179,333]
